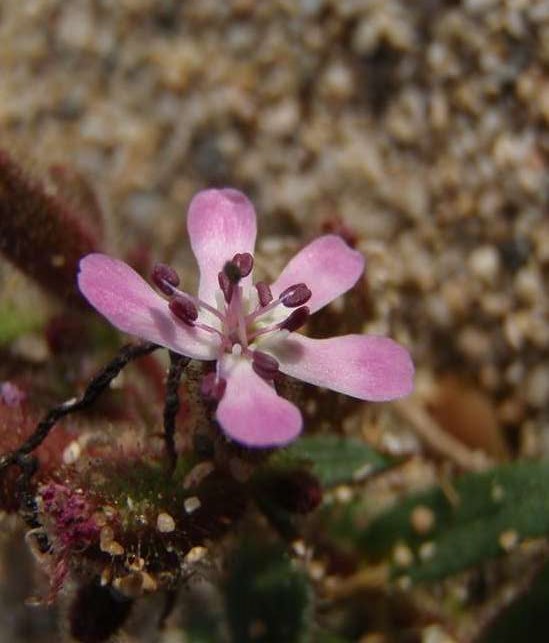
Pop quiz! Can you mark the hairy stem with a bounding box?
[163,352,190,476]
[0,342,159,472]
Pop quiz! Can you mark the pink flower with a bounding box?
[78,189,414,448]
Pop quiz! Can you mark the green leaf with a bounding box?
[480,561,549,643]
[226,542,312,643]
[275,435,392,488]
[360,461,549,583]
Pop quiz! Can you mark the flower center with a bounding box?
[150,254,311,396]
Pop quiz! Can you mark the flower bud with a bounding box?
[275,470,323,514]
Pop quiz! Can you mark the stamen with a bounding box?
[232,252,254,278]
[218,271,234,304]
[252,351,279,380]
[279,306,310,332]
[279,283,312,308]
[169,296,198,326]
[200,372,227,402]
[194,321,225,339]
[152,263,180,296]
[223,261,242,284]
[192,297,225,323]
[256,282,273,307]
[246,282,311,325]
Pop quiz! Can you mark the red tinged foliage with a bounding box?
[0,150,99,306]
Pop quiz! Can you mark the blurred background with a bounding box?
[0,1,548,641]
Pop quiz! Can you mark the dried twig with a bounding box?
[394,398,491,472]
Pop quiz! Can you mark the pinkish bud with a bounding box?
[279,283,312,308]
[280,306,310,332]
[218,271,234,303]
[255,281,273,307]
[232,252,254,278]
[200,372,227,401]
[269,469,323,514]
[152,263,180,296]
[0,381,26,407]
[169,296,198,326]
[252,351,279,380]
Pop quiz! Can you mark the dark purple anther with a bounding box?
[200,372,227,402]
[256,281,273,307]
[152,263,180,296]
[223,260,243,284]
[280,306,310,332]
[279,283,312,308]
[169,296,198,326]
[218,271,234,303]
[252,350,279,380]
[232,252,254,278]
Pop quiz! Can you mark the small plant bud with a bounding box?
[279,306,310,332]
[200,372,227,401]
[275,470,323,514]
[256,281,273,307]
[151,263,180,295]
[218,271,234,303]
[279,283,312,307]
[252,351,279,380]
[232,252,254,278]
[169,296,198,326]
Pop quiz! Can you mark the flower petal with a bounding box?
[269,333,414,401]
[78,253,219,360]
[216,355,302,447]
[271,235,365,314]
[187,189,257,304]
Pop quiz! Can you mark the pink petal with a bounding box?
[78,253,219,360]
[216,355,302,447]
[187,189,257,304]
[271,235,365,314]
[269,334,414,401]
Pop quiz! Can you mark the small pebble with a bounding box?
[498,529,519,552]
[156,512,176,533]
[184,497,201,514]
[410,505,435,535]
[468,246,500,284]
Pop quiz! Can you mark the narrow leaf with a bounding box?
[480,560,549,643]
[360,461,549,582]
[275,435,392,488]
[226,542,312,643]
